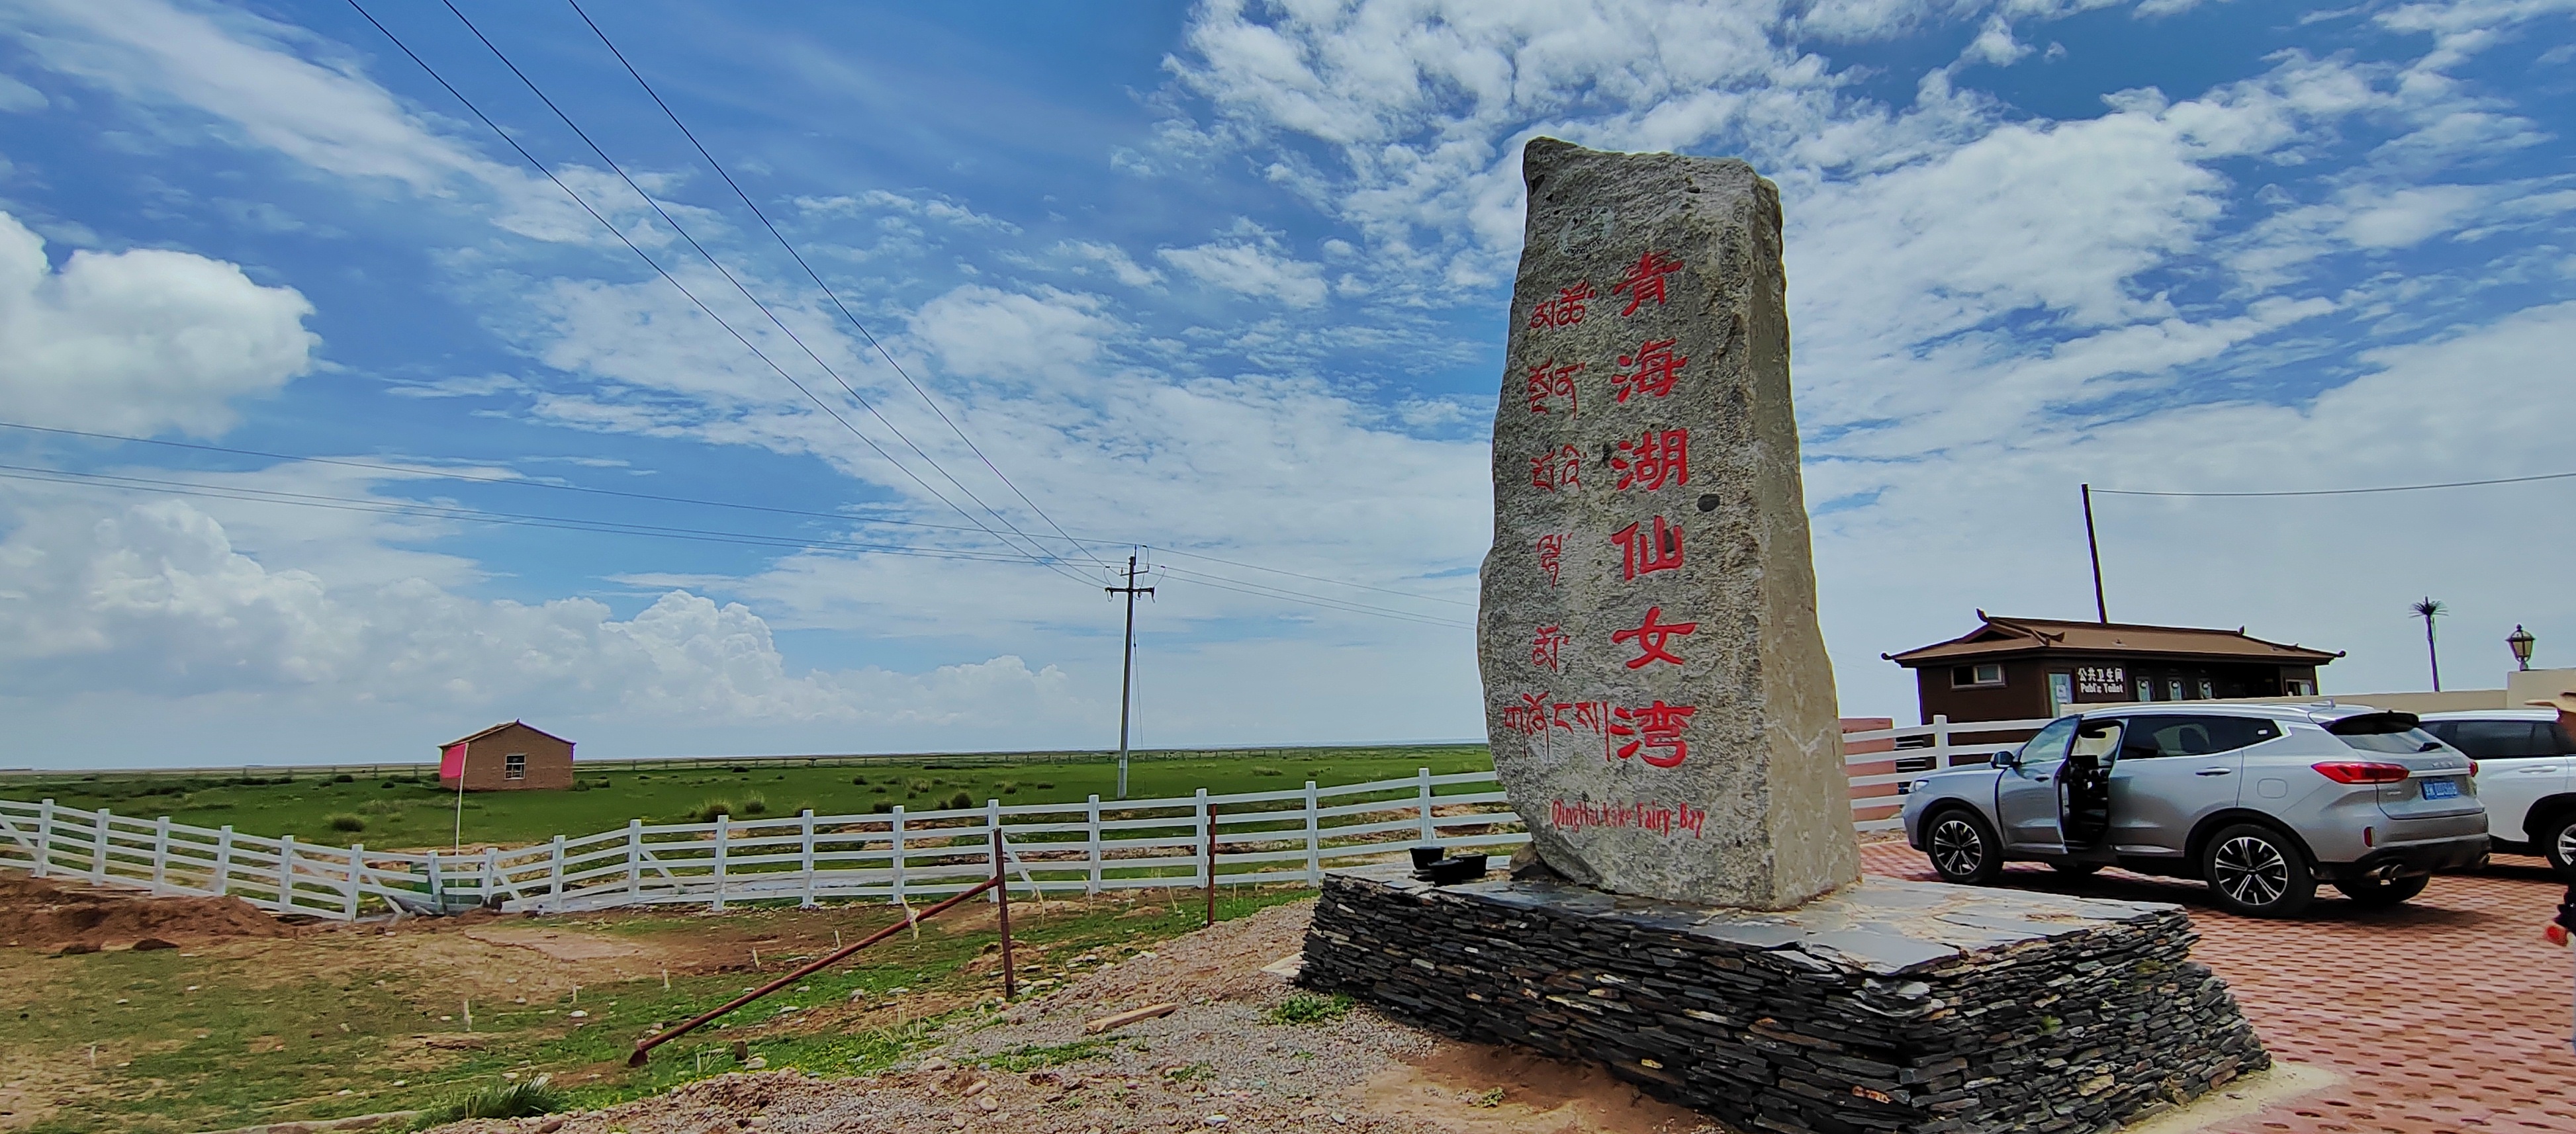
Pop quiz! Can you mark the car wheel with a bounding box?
[2201,823,2315,918]
[2538,810,2576,882]
[2049,861,2103,876]
[1925,808,2003,885]
[2330,874,2429,907]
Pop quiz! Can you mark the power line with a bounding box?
[563,0,1090,560]
[0,419,1000,539]
[343,0,1095,588]
[1133,543,1476,608]
[434,0,1095,582]
[0,420,1480,626]
[2094,469,2576,498]
[0,464,1050,566]
[1154,566,1474,630]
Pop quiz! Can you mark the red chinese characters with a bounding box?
[1535,533,1565,586]
[1611,428,1688,491]
[1610,701,1696,767]
[1530,445,1581,492]
[1612,250,1682,316]
[1524,361,1583,415]
[1612,605,1696,670]
[1610,516,1684,581]
[1531,624,1569,672]
[1526,281,1597,329]
[1613,339,1687,403]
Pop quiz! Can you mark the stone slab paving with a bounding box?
[1858,842,2575,1134]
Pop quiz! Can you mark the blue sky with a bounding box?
[1,0,2572,767]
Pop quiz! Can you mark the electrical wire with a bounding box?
[563,0,1091,560]
[1128,542,1476,608]
[0,420,1480,627]
[0,464,1052,565]
[2094,469,2576,498]
[343,0,1095,588]
[434,0,1096,582]
[0,419,1001,539]
[1155,566,1475,630]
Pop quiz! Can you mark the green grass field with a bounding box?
[0,747,1493,851]
[2,889,1311,1133]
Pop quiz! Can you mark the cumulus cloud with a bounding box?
[0,210,316,437]
[0,492,1078,728]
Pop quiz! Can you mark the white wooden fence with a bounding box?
[0,717,2047,922]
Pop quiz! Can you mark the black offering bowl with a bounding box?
[1420,853,1489,885]
[1408,844,1446,871]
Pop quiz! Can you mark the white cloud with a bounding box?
[0,210,316,437]
[1054,240,1166,287]
[2340,185,2489,247]
[0,491,1080,730]
[0,71,46,111]
[1158,220,1328,308]
[908,284,1120,381]
[0,0,602,241]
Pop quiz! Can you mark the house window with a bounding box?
[2283,678,2316,696]
[504,753,527,781]
[1952,663,2005,688]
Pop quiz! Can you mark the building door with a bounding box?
[2048,672,2074,716]
[1998,717,2080,853]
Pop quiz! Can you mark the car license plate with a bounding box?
[2420,778,2461,800]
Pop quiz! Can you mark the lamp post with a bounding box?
[2509,625,2536,671]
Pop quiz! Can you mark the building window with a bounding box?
[2136,679,2156,702]
[2168,677,2187,701]
[2283,678,2316,696]
[504,753,527,781]
[2197,677,2215,699]
[1952,663,2005,688]
[2048,672,2074,715]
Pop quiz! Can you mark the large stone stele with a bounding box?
[1479,138,1857,908]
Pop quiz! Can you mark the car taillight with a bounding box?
[2311,762,2409,784]
[2467,760,2478,777]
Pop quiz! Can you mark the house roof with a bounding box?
[1884,612,2342,668]
[440,720,575,748]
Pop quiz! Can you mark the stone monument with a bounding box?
[1479,137,1858,908]
[1298,139,2270,1134]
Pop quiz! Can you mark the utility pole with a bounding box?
[1106,554,1154,799]
[2082,483,2107,624]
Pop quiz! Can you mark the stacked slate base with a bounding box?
[1301,865,2266,1134]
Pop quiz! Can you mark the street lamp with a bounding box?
[2508,625,2536,671]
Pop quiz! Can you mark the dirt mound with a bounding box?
[0,871,289,949]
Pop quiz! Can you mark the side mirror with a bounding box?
[1990,750,2019,769]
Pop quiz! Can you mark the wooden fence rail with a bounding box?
[0,717,2046,920]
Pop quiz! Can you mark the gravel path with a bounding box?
[437,900,1724,1134]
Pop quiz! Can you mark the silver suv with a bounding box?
[1898,704,2489,917]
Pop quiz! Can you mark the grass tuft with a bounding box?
[1264,992,1353,1025]
[324,812,366,833]
[412,1075,567,1127]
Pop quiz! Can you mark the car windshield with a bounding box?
[2324,711,2443,754]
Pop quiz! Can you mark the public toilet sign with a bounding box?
[1479,139,1859,909]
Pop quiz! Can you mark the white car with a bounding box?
[2416,709,2576,878]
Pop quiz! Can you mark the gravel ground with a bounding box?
[435,900,1724,1134]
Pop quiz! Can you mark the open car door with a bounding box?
[2060,719,2123,851]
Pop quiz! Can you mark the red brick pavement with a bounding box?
[1857,842,2576,1133]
